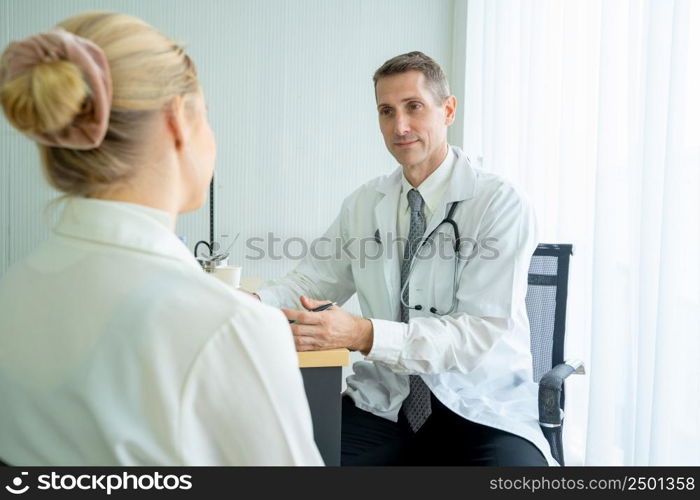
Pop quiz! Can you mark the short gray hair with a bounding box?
[373,51,450,103]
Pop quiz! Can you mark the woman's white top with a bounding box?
[0,198,323,466]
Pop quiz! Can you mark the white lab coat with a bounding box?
[259,146,557,465]
[0,198,323,466]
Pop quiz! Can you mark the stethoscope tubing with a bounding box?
[397,201,462,316]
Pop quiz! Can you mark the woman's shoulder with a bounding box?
[142,270,290,350]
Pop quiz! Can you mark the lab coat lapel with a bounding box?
[373,169,403,321]
[423,147,478,237]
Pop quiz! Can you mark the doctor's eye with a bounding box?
[379,107,394,117]
[408,102,423,111]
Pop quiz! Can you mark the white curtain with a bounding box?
[463,0,699,465]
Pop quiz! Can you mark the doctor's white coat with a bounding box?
[259,146,557,465]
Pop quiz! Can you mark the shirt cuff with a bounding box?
[365,318,408,366]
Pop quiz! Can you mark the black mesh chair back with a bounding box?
[525,243,573,465]
[526,244,572,383]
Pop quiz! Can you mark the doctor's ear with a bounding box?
[443,95,457,126]
[164,95,187,151]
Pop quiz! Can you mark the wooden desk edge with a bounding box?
[297,348,350,368]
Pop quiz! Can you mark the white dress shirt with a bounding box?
[397,147,456,258]
[0,198,323,466]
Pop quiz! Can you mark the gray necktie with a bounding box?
[400,188,432,432]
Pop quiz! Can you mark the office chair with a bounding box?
[526,243,584,466]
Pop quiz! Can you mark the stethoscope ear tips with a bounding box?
[414,305,422,311]
[430,307,437,314]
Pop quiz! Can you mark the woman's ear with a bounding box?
[164,95,186,151]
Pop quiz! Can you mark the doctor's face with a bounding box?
[376,71,456,171]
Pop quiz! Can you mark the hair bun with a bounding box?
[0,28,112,150]
[1,59,88,135]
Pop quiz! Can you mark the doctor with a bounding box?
[257,51,556,466]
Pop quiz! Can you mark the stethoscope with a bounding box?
[375,201,462,315]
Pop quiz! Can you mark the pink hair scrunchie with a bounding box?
[0,28,112,150]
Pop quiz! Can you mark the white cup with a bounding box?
[213,265,242,289]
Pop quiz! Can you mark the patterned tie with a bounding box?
[400,188,432,432]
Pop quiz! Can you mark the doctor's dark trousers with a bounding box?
[340,395,549,466]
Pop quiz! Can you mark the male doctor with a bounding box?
[256,51,555,466]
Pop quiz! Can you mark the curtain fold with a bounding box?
[463,0,699,465]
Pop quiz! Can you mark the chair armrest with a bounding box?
[538,360,585,426]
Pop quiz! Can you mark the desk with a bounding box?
[298,348,349,466]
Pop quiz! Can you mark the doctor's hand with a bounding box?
[282,296,374,355]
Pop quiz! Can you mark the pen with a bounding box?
[288,302,337,323]
[310,301,337,312]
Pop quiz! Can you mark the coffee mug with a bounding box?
[213,265,242,289]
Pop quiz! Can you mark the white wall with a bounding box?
[0,0,467,288]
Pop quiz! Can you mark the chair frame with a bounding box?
[529,243,582,466]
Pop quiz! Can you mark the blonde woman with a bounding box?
[0,12,322,466]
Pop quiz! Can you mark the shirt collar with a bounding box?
[53,197,200,271]
[400,146,456,214]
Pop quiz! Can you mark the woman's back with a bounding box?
[0,198,322,465]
